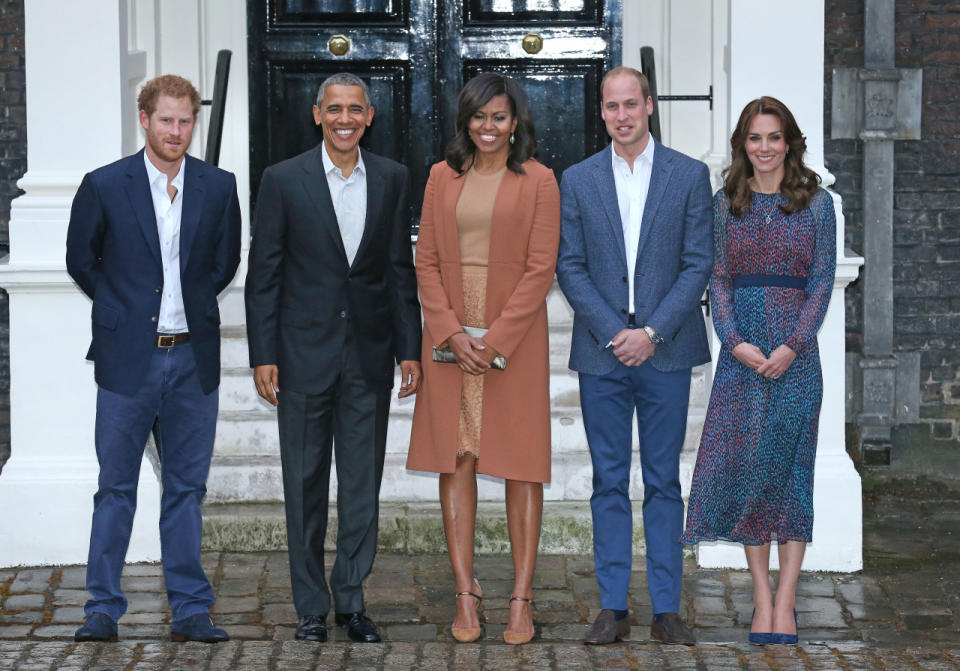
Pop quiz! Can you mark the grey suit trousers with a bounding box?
[277,336,391,618]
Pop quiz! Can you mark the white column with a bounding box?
[0,0,161,566]
[696,0,864,572]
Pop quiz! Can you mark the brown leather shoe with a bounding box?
[650,612,695,645]
[583,609,630,645]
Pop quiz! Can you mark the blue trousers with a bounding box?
[579,360,691,614]
[85,342,217,621]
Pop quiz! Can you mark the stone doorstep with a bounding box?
[202,501,655,556]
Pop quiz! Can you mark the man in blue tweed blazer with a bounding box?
[557,67,713,645]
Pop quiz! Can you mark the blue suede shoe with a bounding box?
[748,609,772,645]
[74,612,118,642]
[770,609,799,645]
[170,613,229,643]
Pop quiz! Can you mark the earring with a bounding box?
[509,132,515,145]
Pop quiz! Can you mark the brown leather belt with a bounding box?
[156,333,190,348]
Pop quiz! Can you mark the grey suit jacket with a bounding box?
[244,146,422,393]
[556,141,713,375]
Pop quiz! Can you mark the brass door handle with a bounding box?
[328,34,350,56]
[522,33,543,55]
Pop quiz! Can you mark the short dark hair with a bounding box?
[444,72,537,175]
[316,72,371,108]
[137,75,202,116]
[601,66,651,102]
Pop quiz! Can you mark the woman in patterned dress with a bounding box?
[681,97,836,645]
[407,73,560,644]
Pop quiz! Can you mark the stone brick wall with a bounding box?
[825,0,960,460]
[0,0,24,472]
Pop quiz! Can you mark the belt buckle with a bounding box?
[157,334,176,348]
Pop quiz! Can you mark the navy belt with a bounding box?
[732,274,807,290]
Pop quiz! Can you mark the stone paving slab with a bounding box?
[0,641,958,670]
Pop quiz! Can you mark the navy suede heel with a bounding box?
[748,608,772,645]
[770,609,799,645]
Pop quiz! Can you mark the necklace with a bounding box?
[755,193,779,225]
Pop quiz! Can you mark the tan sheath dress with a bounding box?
[454,166,506,457]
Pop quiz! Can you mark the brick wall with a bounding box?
[825,0,960,458]
[0,0,24,472]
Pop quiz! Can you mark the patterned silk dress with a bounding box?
[681,187,836,546]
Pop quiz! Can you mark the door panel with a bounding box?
[249,0,620,225]
[465,0,598,23]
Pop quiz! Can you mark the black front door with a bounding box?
[248,0,621,224]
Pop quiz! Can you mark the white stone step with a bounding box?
[206,437,702,505]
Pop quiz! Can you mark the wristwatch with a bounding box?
[643,325,664,344]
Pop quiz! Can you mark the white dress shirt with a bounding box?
[612,138,655,315]
[143,151,188,333]
[321,142,367,267]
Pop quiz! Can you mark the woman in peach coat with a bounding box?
[407,73,560,645]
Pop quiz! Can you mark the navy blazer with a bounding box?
[66,150,242,395]
[556,141,713,375]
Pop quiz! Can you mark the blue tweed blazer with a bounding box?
[556,141,713,375]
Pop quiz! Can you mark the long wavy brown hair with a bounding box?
[723,96,820,216]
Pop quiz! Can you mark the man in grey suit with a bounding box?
[245,73,422,643]
[556,67,713,645]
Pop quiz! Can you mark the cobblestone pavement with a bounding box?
[1,476,958,669]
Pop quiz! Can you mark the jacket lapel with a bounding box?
[351,148,380,271]
[124,150,163,266]
[300,146,349,267]
[178,156,204,270]
[442,168,467,267]
[440,167,467,319]
[635,142,674,264]
[591,145,627,271]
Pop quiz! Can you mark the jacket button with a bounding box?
[621,276,627,283]
[151,316,158,322]
[620,308,627,314]
[339,310,347,318]
[155,287,162,293]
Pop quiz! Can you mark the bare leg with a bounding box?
[440,454,482,629]
[773,541,806,634]
[505,479,543,635]
[744,543,773,633]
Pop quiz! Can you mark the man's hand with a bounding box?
[447,332,489,375]
[731,343,767,372]
[253,364,280,406]
[611,328,656,366]
[398,360,422,398]
[755,344,796,380]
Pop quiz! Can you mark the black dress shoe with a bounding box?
[295,614,328,642]
[335,611,382,642]
[74,612,118,642]
[650,612,696,645]
[170,613,229,643]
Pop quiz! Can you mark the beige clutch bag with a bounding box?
[432,326,506,370]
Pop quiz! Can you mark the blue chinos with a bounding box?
[85,341,217,622]
[579,357,691,614]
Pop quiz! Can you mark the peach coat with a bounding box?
[407,159,561,483]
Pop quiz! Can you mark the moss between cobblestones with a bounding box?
[200,502,648,555]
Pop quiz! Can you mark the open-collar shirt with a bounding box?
[143,151,187,334]
[321,141,367,267]
[611,137,655,315]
